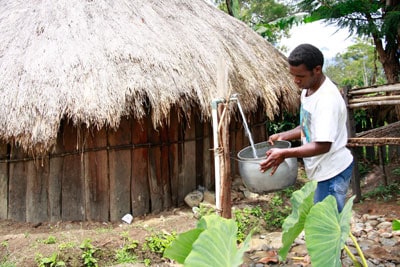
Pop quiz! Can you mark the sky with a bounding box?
[280,21,355,60]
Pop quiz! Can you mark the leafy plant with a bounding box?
[0,241,15,267]
[79,239,98,267]
[279,181,367,267]
[35,252,65,267]
[0,241,8,249]
[115,246,138,264]
[197,203,215,217]
[143,258,151,266]
[58,242,76,251]
[115,234,139,264]
[142,232,176,255]
[43,236,57,245]
[233,207,261,243]
[0,261,16,267]
[358,160,372,177]
[362,182,400,202]
[392,167,400,176]
[233,191,294,242]
[163,214,251,267]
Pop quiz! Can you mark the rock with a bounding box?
[184,190,203,208]
[377,221,392,230]
[203,190,215,204]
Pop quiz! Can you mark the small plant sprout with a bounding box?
[80,239,98,267]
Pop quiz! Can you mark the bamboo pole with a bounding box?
[348,100,400,108]
[349,95,400,103]
[218,104,231,219]
[348,83,400,95]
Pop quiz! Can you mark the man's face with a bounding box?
[289,64,321,90]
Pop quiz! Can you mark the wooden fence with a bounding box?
[344,83,400,201]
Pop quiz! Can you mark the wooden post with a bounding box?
[379,146,388,186]
[344,86,362,202]
[218,104,231,219]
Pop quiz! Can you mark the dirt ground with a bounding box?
[0,162,399,267]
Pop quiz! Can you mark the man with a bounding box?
[259,43,353,212]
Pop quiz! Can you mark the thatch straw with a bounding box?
[0,0,299,154]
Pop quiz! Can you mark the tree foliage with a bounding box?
[325,38,386,87]
[213,0,301,45]
[295,0,400,83]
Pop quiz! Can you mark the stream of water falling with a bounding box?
[236,99,258,158]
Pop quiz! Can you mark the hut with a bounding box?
[0,0,299,223]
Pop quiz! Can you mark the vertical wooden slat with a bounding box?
[8,145,27,221]
[62,124,85,221]
[252,108,267,143]
[202,122,212,190]
[49,132,64,222]
[235,117,245,172]
[160,123,171,209]
[109,118,132,221]
[84,127,109,221]
[168,109,180,206]
[229,116,239,176]
[195,113,204,188]
[180,112,196,201]
[26,158,49,223]
[0,143,8,219]
[148,123,163,214]
[132,119,150,217]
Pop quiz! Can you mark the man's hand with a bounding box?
[267,134,282,146]
[259,148,285,175]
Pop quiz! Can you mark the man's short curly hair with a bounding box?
[288,43,324,71]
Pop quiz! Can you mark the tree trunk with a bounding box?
[370,3,400,118]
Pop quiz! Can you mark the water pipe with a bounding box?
[210,94,238,214]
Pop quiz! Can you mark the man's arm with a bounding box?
[259,141,331,174]
[268,126,302,144]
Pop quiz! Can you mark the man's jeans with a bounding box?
[314,161,354,212]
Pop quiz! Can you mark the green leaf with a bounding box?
[163,228,203,264]
[393,219,400,231]
[339,196,355,245]
[184,215,246,267]
[305,196,354,267]
[279,181,317,260]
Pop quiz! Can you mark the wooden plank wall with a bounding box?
[62,125,85,221]
[0,143,8,219]
[84,127,109,221]
[26,158,49,223]
[8,145,27,222]
[131,119,150,217]
[0,107,268,222]
[49,138,63,222]
[109,117,132,221]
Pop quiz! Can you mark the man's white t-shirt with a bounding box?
[300,77,353,181]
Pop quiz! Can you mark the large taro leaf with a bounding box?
[279,180,317,260]
[163,228,203,264]
[305,195,355,267]
[184,215,249,267]
[163,215,216,264]
[164,215,250,267]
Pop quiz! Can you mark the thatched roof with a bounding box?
[0,0,299,154]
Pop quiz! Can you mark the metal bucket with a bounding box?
[237,141,298,194]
